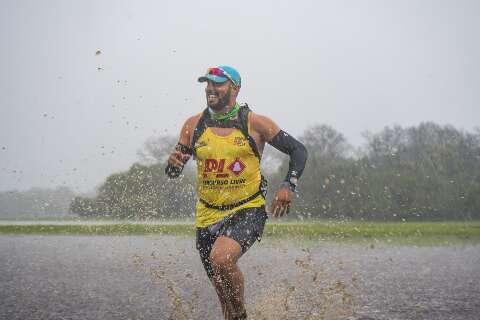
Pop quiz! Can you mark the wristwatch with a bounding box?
[282,177,298,193]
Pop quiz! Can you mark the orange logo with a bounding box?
[204,159,225,172]
[204,159,229,178]
[228,158,246,176]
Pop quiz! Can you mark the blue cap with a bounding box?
[198,65,241,87]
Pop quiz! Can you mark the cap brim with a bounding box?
[198,74,229,83]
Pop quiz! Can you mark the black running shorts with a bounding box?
[196,206,268,279]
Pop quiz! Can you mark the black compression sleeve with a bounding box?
[268,130,308,182]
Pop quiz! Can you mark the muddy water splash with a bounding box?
[131,242,361,320]
[249,247,359,320]
[132,251,201,320]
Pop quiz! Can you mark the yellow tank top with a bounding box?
[194,127,265,227]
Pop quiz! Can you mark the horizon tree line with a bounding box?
[67,121,480,221]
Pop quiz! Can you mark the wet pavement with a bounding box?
[1,235,479,320]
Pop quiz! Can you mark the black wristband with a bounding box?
[280,181,297,193]
[175,143,193,155]
[165,163,183,178]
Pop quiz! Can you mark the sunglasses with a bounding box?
[206,67,237,86]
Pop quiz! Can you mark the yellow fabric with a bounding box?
[194,127,265,227]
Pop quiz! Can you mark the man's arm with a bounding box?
[251,114,308,217]
[165,115,199,178]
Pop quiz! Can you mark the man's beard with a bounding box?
[208,87,232,111]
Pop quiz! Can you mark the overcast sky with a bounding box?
[1,0,479,193]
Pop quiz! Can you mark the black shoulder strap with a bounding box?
[191,108,209,155]
[237,104,261,159]
[191,104,261,159]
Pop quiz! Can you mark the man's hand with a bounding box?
[167,150,190,168]
[166,149,191,178]
[270,187,294,218]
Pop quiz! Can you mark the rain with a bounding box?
[1,1,480,320]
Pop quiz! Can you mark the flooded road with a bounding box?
[1,235,479,320]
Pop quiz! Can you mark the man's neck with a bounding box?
[209,101,240,121]
[210,101,236,114]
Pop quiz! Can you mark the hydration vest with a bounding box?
[192,104,267,211]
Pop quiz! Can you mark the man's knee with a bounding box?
[210,236,242,271]
[210,250,236,271]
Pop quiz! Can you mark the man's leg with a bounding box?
[196,229,237,319]
[210,235,246,319]
[211,274,232,319]
[198,207,267,319]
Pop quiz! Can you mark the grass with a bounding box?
[0,214,194,222]
[1,220,479,245]
[266,221,480,245]
[0,224,194,236]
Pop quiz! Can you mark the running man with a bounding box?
[165,65,307,320]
